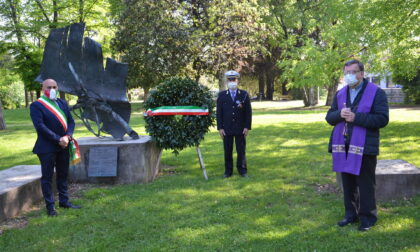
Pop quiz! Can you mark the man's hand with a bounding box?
[59,136,69,148]
[219,129,226,139]
[341,108,355,122]
[344,112,355,122]
[243,128,249,136]
[340,107,351,118]
[340,108,356,122]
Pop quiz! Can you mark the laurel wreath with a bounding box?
[144,78,215,154]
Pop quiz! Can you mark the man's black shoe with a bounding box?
[223,174,231,178]
[358,222,374,232]
[337,218,358,227]
[47,208,58,217]
[240,174,249,178]
[59,202,81,209]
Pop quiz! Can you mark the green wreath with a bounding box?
[144,78,215,154]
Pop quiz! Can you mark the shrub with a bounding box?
[394,69,420,104]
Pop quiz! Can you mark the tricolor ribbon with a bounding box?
[144,106,209,116]
[69,138,81,165]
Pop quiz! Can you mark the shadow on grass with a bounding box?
[1,107,419,251]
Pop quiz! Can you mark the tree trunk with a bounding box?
[143,87,150,100]
[59,91,66,101]
[53,0,58,25]
[218,71,226,91]
[281,81,288,95]
[30,91,34,103]
[302,87,318,107]
[258,70,265,100]
[79,0,84,22]
[7,0,24,43]
[24,87,29,107]
[0,100,6,130]
[265,71,275,100]
[325,79,339,106]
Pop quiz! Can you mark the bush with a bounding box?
[144,78,215,154]
[0,81,24,109]
[394,69,420,104]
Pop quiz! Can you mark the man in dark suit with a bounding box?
[30,79,81,216]
[326,60,389,231]
[217,70,252,178]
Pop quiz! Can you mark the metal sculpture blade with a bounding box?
[36,23,139,140]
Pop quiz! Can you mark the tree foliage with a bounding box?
[260,0,419,106]
[112,0,266,92]
[112,0,192,96]
[0,0,116,96]
[395,69,420,104]
[0,0,418,109]
[0,45,25,109]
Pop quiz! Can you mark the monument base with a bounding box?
[336,159,420,201]
[0,165,42,222]
[69,136,161,184]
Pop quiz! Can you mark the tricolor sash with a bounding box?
[38,95,68,132]
[332,83,378,175]
[144,106,209,116]
[37,95,80,164]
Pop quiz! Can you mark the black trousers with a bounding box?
[37,148,70,210]
[223,134,247,176]
[341,155,377,225]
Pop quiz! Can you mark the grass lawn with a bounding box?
[0,101,419,251]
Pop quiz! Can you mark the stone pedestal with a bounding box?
[0,165,42,222]
[375,160,420,200]
[69,136,161,184]
[336,159,420,201]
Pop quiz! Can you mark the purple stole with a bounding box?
[332,82,378,175]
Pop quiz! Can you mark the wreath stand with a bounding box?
[196,146,208,180]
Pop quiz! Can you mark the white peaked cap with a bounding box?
[224,70,240,79]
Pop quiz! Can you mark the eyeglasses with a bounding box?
[227,78,237,81]
[46,86,58,89]
[344,70,361,75]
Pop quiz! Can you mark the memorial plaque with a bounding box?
[88,147,118,177]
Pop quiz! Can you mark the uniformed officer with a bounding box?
[216,70,252,178]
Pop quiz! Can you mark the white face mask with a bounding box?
[228,81,238,90]
[344,74,359,87]
[46,89,58,100]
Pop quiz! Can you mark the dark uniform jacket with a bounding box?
[217,89,252,135]
[30,98,75,154]
[326,79,389,155]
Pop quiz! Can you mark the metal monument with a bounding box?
[36,22,139,140]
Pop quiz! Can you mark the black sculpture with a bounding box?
[36,23,139,140]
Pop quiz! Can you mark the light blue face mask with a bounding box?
[344,74,358,86]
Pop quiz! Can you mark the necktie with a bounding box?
[231,91,236,101]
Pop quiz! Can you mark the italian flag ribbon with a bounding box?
[69,138,81,165]
[37,95,80,164]
[38,95,68,132]
[144,106,209,116]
